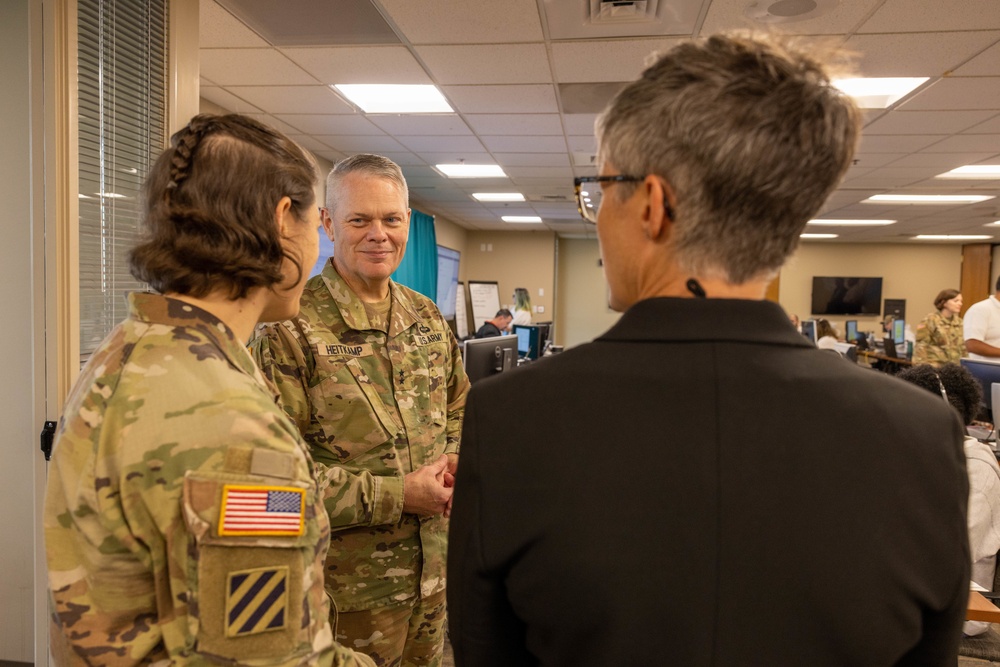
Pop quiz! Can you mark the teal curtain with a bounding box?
[392,208,437,299]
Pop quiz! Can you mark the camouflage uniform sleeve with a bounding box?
[444,325,471,456]
[251,322,314,437]
[916,315,936,347]
[252,321,406,529]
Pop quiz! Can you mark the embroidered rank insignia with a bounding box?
[225,566,289,637]
[219,485,305,536]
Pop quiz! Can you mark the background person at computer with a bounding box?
[965,278,1000,360]
[815,318,839,351]
[475,309,512,339]
[447,33,969,667]
[510,287,532,328]
[913,289,966,367]
[897,363,1000,636]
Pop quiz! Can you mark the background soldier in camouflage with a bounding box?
[913,288,966,366]
[252,154,470,667]
[44,114,372,667]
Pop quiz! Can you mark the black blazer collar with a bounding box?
[597,297,813,348]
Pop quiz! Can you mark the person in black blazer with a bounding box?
[447,33,970,667]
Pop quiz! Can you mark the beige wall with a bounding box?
[462,230,556,329]
[778,242,964,335]
[555,237,620,348]
[434,215,467,258]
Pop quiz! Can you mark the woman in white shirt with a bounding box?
[510,287,532,328]
[815,317,840,351]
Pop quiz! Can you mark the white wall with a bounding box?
[1,0,46,661]
[555,237,620,349]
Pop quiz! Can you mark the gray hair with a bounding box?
[326,153,409,213]
[596,33,860,284]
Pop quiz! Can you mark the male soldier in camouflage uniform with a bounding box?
[251,154,470,667]
[45,114,372,667]
[913,289,966,366]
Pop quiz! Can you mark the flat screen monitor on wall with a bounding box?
[435,245,460,320]
[810,277,883,315]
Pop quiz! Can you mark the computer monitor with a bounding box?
[845,320,859,344]
[513,324,542,360]
[961,358,1000,421]
[800,319,816,344]
[534,322,553,355]
[892,319,905,345]
[462,336,517,384]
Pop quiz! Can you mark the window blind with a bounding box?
[78,0,168,361]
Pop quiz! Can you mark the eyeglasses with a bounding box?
[573,175,643,224]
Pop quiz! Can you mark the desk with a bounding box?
[857,350,913,374]
[968,590,1000,623]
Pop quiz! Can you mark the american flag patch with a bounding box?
[218,485,305,536]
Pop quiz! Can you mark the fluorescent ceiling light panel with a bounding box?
[502,216,542,223]
[936,165,1000,179]
[914,235,993,240]
[436,164,507,178]
[800,233,838,239]
[333,84,453,113]
[986,221,1000,226]
[832,77,928,109]
[98,192,127,198]
[472,193,525,202]
[807,219,896,226]
[863,194,994,204]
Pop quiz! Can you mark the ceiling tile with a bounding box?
[379,0,544,44]
[369,115,472,135]
[481,136,567,153]
[494,153,571,167]
[506,166,575,179]
[923,134,1000,153]
[378,151,428,166]
[563,114,599,135]
[201,48,316,85]
[464,114,562,136]
[955,41,1000,76]
[859,0,1000,32]
[851,153,908,168]
[286,134,336,154]
[701,1,871,34]
[899,77,1000,111]
[315,135,407,153]
[847,32,1000,78]
[857,134,946,153]
[442,85,558,113]
[551,39,677,83]
[200,1,269,48]
[199,87,262,114]
[217,0,400,46]
[242,113,303,136]
[889,152,998,168]
[415,44,551,84]
[965,113,1000,133]
[415,152,498,165]
[567,135,598,153]
[274,114,382,135]
[280,46,431,84]
[863,110,996,135]
[396,135,487,152]
[222,85,354,114]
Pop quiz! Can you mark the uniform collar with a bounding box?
[320,260,421,338]
[597,296,813,348]
[128,292,266,384]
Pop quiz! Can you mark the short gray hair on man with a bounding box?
[596,32,861,284]
[325,153,409,213]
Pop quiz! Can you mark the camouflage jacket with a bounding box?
[250,262,470,612]
[913,311,966,366]
[44,293,373,667]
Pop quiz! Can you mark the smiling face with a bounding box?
[323,172,410,302]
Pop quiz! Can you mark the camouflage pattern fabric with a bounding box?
[250,262,469,616]
[334,589,447,666]
[44,293,374,667]
[913,311,966,366]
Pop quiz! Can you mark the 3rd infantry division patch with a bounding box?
[226,566,289,637]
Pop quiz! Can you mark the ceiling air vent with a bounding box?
[589,0,658,23]
[526,194,573,202]
[572,152,599,168]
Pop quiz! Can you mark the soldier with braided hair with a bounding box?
[44,114,374,667]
